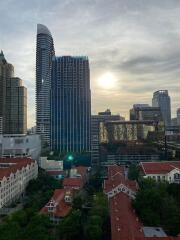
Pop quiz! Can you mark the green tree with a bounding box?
[128,164,140,180]
[58,210,83,240]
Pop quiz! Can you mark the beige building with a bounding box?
[0,157,38,208]
[0,51,27,134]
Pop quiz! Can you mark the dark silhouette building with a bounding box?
[0,51,27,134]
[50,56,91,153]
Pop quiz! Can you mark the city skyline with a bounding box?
[1,0,180,127]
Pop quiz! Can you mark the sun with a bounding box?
[97,72,117,89]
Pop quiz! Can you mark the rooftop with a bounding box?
[0,158,36,180]
[41,189,72,218]
[37,24,52,36]
[140,161,180,175]
[104,165,180,240]
[63,177,83,189]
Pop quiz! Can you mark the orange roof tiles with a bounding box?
[141,161,180,175]
[104,165,180,240]
[104,165,138,194]
[0,157,35,180]
[76,166,87,177]
[41,189,71,218]
[63,177,83,189]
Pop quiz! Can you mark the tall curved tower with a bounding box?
[36,24,55,145]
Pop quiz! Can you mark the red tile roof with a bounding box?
[111,192,144,240]
[104,165,138,194]
[41,189,71,218]
[63,177,83,189]
[76,166,87,177]
[104,165,180,240]
[0,157,36,180]
[140,161,180,175]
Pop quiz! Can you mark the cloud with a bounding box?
[0,0,180,126]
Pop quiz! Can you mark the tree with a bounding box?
[128,164,140,180]
[58,210,83,240]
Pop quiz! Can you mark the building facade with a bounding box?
[140,161,180,183]
[130,104,163,123]
[91,110,121,165]
[152,90,171,126]
[0,158,38,208]
[36,24,55,145]
[51,56,91,153]
[0,51,27,134]
[0,134,41,161]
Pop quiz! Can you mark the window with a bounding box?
[174,173,180,180]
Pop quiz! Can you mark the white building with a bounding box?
[0,157,38,208]
[0,134,41,161]
[140,161,180,183]
[39,157,63,171]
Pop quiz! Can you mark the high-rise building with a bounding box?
[0,51,27,134]
[130,104,163,123]
[177,108,180,125]
[51,56,91,153]
[36,24,55,145]
[91,110,122,165]
[152,90,171,126]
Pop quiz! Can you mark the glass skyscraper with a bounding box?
[152,90,171,126]
[36,24,55,145]
[51,56,91,153]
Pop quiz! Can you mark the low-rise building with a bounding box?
[0,157,38,208]
[104,165,180,240]
[40,189,72,223]
[63,166,89,190]
[140,161,180,183]
[46,170,65,180]
[70,166,89,185]
[39,156,63,171]
[0,134,41,161]
[63,178,83,190]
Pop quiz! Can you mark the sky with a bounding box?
[0,0,180,127]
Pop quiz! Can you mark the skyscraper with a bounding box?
[91,109,122,165]
[36,24,55,145]
[51,56,91,153]
[152,90,171,126]
[0,51,27,134]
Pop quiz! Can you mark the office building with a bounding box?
[0,51,27,134]
[0,157,38,208]
[50,56,91,153]
[91,109,122,165]
[152,90,171,126]
[100,120,163,143]
[36,24,55,145]
[177,108,180,125]
[130,104,163,123]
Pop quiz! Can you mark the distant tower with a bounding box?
[152,90,171,126]
[36,24,55,145]
[51,56,91,152]
[177,108,180,125]
[0,51,27,134]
